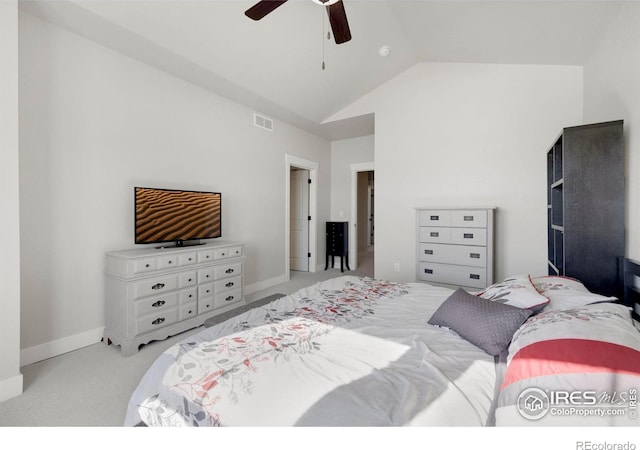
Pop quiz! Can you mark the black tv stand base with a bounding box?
[155,240,206,249]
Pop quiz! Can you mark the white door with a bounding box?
[290,169,309,271]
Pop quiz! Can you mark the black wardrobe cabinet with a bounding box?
[325,221,350,273]
[547,120,624,297]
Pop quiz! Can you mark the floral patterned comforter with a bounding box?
[124,276,497,426]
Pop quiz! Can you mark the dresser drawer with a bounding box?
[132,258,157,274]
[135,292,179,317]
[214,288,243,309]
[451,210,487,228]
[450,228,486,246]
[214,276,242,293]
[198,296,214,314]
[179,270,197,287]
[419,262,486,289]
[199,283,214,298]
[180,302,197,320]
[179,287,197,304]
[213,247,234,260]
[197,249,215,263]
[133,274,179,299]
[228,246,243,258]
[178,252,197,266]
[198,268,215,283]
[135,308,178,336]
[418,210,452,227]
[214,262,242,279]
[418,243,486,267]
[158,254,178,269]
[419,227,451,244]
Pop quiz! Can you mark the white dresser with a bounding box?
[416,208,495,289]
[104,241,245,356]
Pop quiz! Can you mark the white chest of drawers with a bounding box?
[104,241,245,356]
[416,208,495,290]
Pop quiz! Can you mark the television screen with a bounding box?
[134,187,221,246]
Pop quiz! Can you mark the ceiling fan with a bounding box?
[245,0,352,44]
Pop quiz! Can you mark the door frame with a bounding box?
[350,162,375,271]
[285,155,318,279]
[289,168,310,272]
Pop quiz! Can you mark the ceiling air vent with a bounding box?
[254,112,273,132]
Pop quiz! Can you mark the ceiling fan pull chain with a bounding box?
[322,7,326,70]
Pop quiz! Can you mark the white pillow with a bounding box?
[532,275,617,312]
[531,275,589,293]
[478,274,549,312]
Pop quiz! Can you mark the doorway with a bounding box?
[285,155,318,279]
[290,168,309,272]
[350,163,375,274]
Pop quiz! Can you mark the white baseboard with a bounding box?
[20,327,104,367]
[0,373,23,403]
[244,273,289,297]
[18,276,290,367]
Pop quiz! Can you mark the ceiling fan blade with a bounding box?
[245,1,288,21]
[326,1,351,44]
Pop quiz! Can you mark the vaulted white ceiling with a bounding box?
[19,0,624,139]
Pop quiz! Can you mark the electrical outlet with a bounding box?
[394,263,400,272]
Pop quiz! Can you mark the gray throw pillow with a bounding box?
[428,288,533,356]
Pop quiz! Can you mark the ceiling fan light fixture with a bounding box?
[312,0,340,6]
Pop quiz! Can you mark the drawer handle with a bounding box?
[206,274,210,278]
[225,296,235,302]
[424,249,434,255]
[168,260,173,265]
[470,274,480,280]
[205,255,211,259]
[470,253,480,259]
[151,283,165,290]
[430,232,439,237]
[205,289,211,294]
[151,318,165,325]
[463,216,474,221]
[188,278,193,282]
[430,215,439,221]
[424,269,434,274]
[188,294,193,298]
[463,233,474,239]
[225,268,235,274]
[188,309,193,314]
[225,282,234,288]
[145,263,150,268]
[151,300,165,308]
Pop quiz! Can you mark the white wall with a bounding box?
[583,2,640,262]
[0,0,24,402]
[330,135,375,222]
[328,63,583,282]
[17,12,331,364]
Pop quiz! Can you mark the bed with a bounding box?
[124,269,640,427]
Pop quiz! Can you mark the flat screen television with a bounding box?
[134,187,221,246]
